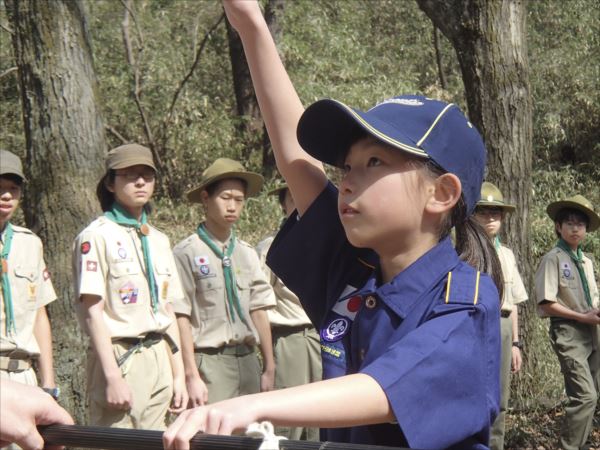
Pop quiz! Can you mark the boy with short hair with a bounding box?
[535,194,600,450]
[0,150,59,412]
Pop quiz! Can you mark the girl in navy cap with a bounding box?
[164,1,502,449]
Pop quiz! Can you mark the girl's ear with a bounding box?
[425,173,462,214]
[200,189,209,207]
[555,222,562,235]
[105,177,115,194]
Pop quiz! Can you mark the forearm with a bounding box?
[510,307,519,341]
[33,307,55,387]
[250,309,274,371]
[539,301,590,322]
[246,373,393,428]
[176,316,201,379]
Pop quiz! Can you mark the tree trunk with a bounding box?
[7,0,106,425]
[226,0,284,177]
[415,0,546,409]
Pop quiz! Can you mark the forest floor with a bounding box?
[505,405,599,449]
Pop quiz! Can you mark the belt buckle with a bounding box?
[7,359,19,372]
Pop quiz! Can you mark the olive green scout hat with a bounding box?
[547,194,600,232]
[0,149,27,181]
[105,143,157,171]
[187,158,264,203]
[476,182,515,213]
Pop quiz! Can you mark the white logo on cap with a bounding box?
[369,98,424,111]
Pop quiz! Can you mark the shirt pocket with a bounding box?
[235,271,252,306]
[196,275,225,320]
[558,275,578,291]
[13,265,39,309]
[110,262,146,308]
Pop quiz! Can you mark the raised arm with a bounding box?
[223,0,327,214]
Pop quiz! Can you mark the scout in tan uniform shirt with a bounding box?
[255,183,322,441]
[473,182,528,450]
[0,150,58,450]
[173,158,276,406]
[535,194,600,450]
[73,144,188,430]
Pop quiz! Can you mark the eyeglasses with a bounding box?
[475,208,503,218]
[115,171,156,182]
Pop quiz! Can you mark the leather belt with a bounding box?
[195,343,255,356]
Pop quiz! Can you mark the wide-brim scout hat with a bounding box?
[105,143,157,172]
[297,95,486,215]
[547,194,600,232]
[0,149,27,181]
[476,181,515,213]
[187,158,264,202]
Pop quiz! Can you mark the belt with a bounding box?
[501,311,511,318]
[271,324,315,337]
[195,343,255,357]
[0,355,32,372]
[114,332,165,367]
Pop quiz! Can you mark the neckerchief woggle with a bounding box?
[557,239,592,307]
[1,223,16,334]
[104,203,159,312]
[196,223,245,323]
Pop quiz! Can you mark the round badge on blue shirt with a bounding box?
[321,317,349,342]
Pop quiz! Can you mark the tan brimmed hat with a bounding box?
[0,149,27,181]
[105,143,156,171]
[187,158,264,202]
[476,182,515,213]
[547,194,599,232]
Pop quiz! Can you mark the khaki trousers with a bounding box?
[87,340,173,430]
[490,316,513,450]
[272,326,322,441]
[195,345,261,404]
[550,320,599,450]
[0,367,38,450]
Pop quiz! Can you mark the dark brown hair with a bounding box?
[96,170,152,214]
[554,208,589,237]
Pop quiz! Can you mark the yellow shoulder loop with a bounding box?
[445,271,452,304]
[473,271,481,304]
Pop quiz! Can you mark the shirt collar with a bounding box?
[366,237,460,318]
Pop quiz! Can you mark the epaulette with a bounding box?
[444,269,482,305]
[238,238,254,249]
[10,224,34,234]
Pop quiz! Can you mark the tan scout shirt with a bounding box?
[497,245,528,312]
[72,216,183,339]
[0,225,57,355]
[535,246,599,317]
[172,230,276,349]
[256,234,312,328]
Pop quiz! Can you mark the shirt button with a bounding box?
[365,295,377,309]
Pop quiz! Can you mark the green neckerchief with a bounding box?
[557,238,592,307]
[494,236,501,251]
[196,223,245,323]
[104,203,158,312]
[0,222,16,335]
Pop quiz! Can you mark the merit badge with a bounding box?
[194,255,210,266]
[321,318,349,342]
[43,268,51,281]
[80,241,91,255]
[200,265,210,275]
[332,295,362,321]
[118,247,127,259]
[119,281,139,304]
[86,260,98,272]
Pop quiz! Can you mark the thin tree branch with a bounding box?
[163,12,225,131]
[105,125,129,145]
[0,21,13,35]
[0,66,17,80]
[433,25,447,90]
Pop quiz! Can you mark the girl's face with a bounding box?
[108,164,155,213]
[0,176,21,227]
[337,137,433,253]
[556,216,587,249]
[202,178,246,232]
[474,206,503,238]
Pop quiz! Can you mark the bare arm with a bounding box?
[165,303,189,413]
[80,294,132,410]
[509,308,522,373]
[539,301,600,325]
[223,0,327,214]
[163,373,393,449]
[249,308,275,392]
[176,315,208,407]
[33,306,55,388]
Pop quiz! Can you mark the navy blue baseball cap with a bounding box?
[296,95,487,216]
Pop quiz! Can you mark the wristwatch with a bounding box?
[512,341,523,350]
[42,387,60,400]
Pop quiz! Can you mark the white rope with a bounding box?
[245,421,288,450]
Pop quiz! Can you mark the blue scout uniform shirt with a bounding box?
[267,183,501,450]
